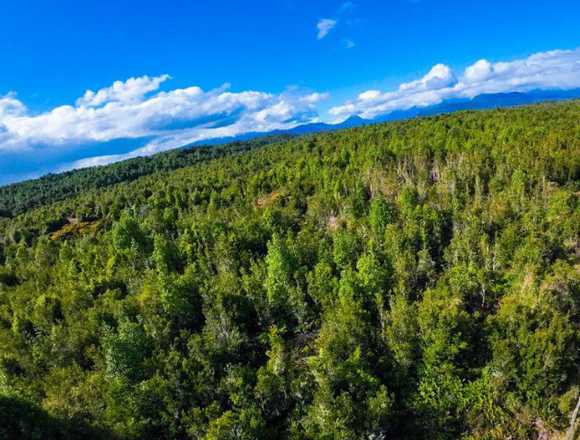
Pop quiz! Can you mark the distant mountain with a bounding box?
[404,88,580,117]
[189,89,580,147]
[185,116,368,148]
[373,89,580,122]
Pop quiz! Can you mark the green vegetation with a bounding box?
[0,102,578,439]
[0,135,292,217]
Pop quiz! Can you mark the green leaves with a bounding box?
[369,196,396,238]
[103,319,151,382]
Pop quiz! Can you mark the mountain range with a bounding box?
[187,88,580,147]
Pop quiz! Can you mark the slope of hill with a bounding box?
[0,101,578,439]
[0,135,293,218]
[3,89,580,215]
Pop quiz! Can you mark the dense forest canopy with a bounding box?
[0,135,293,217]
[0,102,578,439]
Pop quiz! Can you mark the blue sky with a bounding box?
[1,0,579,185]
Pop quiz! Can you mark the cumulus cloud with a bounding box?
[399,64,457,92]
[298,92,331,104]
[0,94,26,118]
[76,74,171,107]
[358,90,381,101]
[463,59,493,83]
[0,76,328,157]
[330,48,580,120]
[317,18,337,39]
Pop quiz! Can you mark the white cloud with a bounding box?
[399,64,457,92]
[0,93,26,119]
[317,2,355,43]
[298,92,331,104]
[76,74,171,107]
[329,48,580,120]
[0,76,327,156]
[358,90,381,101]
[317,18,337,39]
[463,59,493,83]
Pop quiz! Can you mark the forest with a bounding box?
[0,135,292,217]
[0,101,578,439]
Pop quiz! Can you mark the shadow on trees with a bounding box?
[0,396,119,440]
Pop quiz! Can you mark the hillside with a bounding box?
[0,102,579,439]
[3,89,579,212]
[0,135,292,217]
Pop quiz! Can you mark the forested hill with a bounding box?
[0,101,579,439]
[0,135,292,217]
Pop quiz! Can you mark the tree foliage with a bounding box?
[0,102,578,439]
